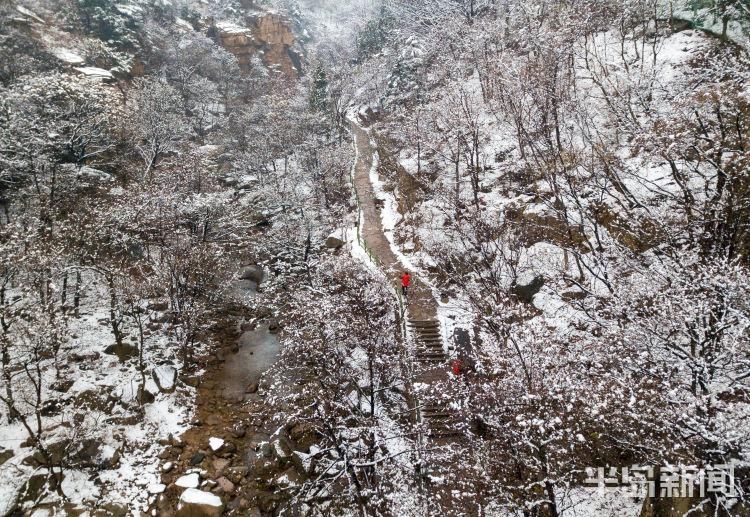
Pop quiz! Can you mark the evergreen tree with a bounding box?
[309,65,328,112]
[356,6,393,61]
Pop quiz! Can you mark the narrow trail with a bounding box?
[350,122,436,322]
[351,119,472,514]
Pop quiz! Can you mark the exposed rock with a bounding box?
[239,265,264,284]
[224,466,248,485]
[271,436,293,463]
[190,452,206,466]
[216,476,235,494]
[181,375,201,388]
[23,439,70,467]
[512,274,545,304]
[103,342,139,360]
[100,502,129,516]
[214,14,300,79]
[177,488,224,517]
[152,365,178,393]
[276,466,304,488]
[0,448,14,466]
[50,379,75,393]
[245,383,258,394]
[324,235,345,249]
[23,474,52,505]
[251,457,279,478]
[230,425,246,439]
[212,458,230,477]
[291,451,315,476]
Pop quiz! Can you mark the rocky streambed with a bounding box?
[152,275,314,516]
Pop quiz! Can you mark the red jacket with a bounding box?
[401,273,411,287]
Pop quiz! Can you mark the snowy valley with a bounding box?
[1,0,750,516]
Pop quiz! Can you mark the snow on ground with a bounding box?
[51,48,85,65]
[557,487,643,517]
[15,5,45,24]
[0,273,198,513]
[179,487,222,507]
[73,67,114,81]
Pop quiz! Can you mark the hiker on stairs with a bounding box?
[401,272,411,297]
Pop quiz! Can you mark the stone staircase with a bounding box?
[408,319,461,438]
[408,319,445,364]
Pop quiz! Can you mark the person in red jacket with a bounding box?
[401,272,411,297]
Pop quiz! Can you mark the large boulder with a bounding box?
[152,366,178,394]
[325,237,344,249]
[103,342,138,360]
[325,230,346,250]
[177,488,224,517]
[0,447,13,466]
[239,265,264,284]
[512,274,545,304]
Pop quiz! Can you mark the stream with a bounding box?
[219,325,280,402]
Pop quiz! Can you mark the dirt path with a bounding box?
[351,119,478,514]
[351,123,437,322]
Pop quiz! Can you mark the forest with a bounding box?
[0,0,749,516]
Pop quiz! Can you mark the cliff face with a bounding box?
[214,14,301,80]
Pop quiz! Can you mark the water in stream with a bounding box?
[220,325,280,402]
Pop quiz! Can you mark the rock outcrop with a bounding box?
[213,14,300,79]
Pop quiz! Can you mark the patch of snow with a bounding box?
[175,17,194,31]
[179,488,223,507]
[175,473,200,489]
[208,437,224,451]
[147,483,166,494]
[216,21,253,36]
[52,48,84,65]
[15,5,44,23]
[152,365,177,392]
[73,67,114,81]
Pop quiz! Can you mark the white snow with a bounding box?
[52,48,85,65]
[152,365,177,392]
[15,5,44,23]
[215,21,253,36]
[175,473,200,489]
[73,67,114,80]
[179,488,223,507]
[147,483,166,494]
[208,437,225,452]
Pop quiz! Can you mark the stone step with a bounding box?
[416,357,445,363]
[423,412,454,419]
[428,430,463,438]
[417,349,444,355]
[414,327,441,333]
[408,320,440,328]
